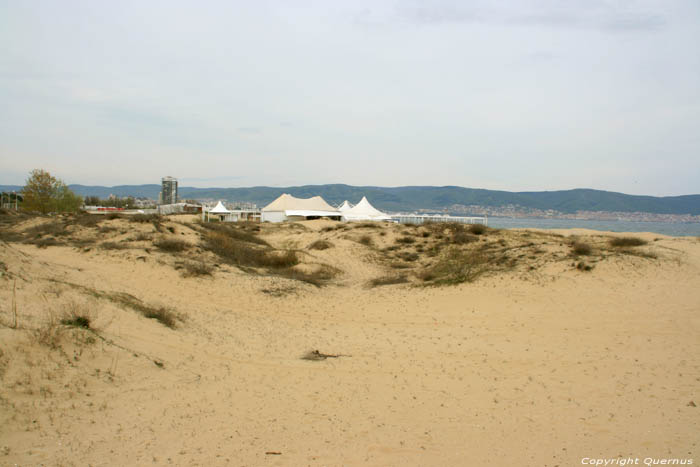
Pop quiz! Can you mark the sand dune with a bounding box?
[1,213,698,466]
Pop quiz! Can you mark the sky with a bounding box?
[1,0,699,196]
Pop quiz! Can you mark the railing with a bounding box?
[391,214,488,225]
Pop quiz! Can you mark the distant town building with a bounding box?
[160,176,178,205]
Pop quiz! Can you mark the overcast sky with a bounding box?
[1,0,699,195]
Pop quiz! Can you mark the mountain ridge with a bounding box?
[1,184,699,215]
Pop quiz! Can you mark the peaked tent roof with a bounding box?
[209,201,230,213]
[342,197,391,221]
[262,193,339,213]
[338,200,353,212]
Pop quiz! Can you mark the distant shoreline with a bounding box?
[486,216,700,237]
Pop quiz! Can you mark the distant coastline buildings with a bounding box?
[160,176,178,205]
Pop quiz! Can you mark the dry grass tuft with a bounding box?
[609,237,648,247]
[32,314,64,348]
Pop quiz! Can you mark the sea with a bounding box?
[486,217,700,237]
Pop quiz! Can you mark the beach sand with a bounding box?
[1,215,698,466]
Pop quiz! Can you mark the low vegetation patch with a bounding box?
[141,307,178,328]
[199,222,269,246]
[130,213,161,224]
[204,231,298,269]
[277,264,340,287]
[100,241,128,250]
[132,232,152,242]
[308,239,333,250]
[72,213,103,228]
[368,274,409,288]
[395,236,415,245]
[60,314,91,329]
[419,247,490,285]
[180,260,214,277]
[48,280,183,329]
[33,237,65,248]
[452,231,479,244]
[358,235,374,246]
[301,350,346,361]
[609,237,648,247]
[571,241,592,256]
[468,224,487,235]
[154,237,189,253]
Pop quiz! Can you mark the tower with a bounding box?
[161,176,178,205]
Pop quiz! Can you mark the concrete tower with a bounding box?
[161,176,178,205]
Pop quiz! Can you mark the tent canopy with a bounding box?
[262,193,338,213]
[209,201,230,213]
[338,200,353,212]
[342,197,391,221]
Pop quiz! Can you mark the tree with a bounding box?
[21,169,82,214]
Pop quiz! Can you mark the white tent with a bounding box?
[204,201,237,222]
[338,200,353,212]
[261,193,341,222]
[342,197,391,222]
[210,201,230,214]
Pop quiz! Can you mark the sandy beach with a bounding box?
[1,214,698,466]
